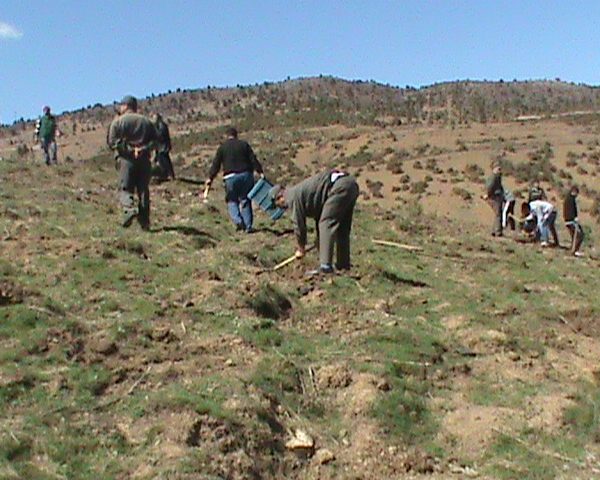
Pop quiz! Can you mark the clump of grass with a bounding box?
[410,180,428,195]
[246,284,292,320]
[563,384,600,442]
[452,187,472,201]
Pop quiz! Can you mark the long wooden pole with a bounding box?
[372,239,423,252]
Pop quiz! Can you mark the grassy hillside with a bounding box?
[2,145,600,479]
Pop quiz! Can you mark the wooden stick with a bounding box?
[202,184,210,203]
[491,427,591,468]
[372,239,423,252]
[272,245,316,271]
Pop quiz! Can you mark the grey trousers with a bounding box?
[119,155,152,227]
[318,176,360,269]
[490,197,503,235]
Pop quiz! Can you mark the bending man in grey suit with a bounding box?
[270,169,359,274]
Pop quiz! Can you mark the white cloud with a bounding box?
[0,21,23,40]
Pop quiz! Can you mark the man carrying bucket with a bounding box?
[205,127,264,233]
[268,169,359,275]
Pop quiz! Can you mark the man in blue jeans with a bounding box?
[523,199,559,247]
[206,127,264,232]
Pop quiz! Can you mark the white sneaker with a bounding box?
[540,241,549,247]
[574,251,584,257]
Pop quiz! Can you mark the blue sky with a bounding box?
[1,1,600,123]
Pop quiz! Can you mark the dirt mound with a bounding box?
[0,280,25,306]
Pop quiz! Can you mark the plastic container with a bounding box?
[247,178,285,220]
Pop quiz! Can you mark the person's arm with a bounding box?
[107,119,119,149]
[485,176,495,198]
[165,125,172,152]
[290,200,307,255]
[33,119,40,142]
[54,118,62,138]
[207,146,223,184]
[247,143,264,176]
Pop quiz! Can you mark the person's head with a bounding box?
[42,106,51,115]
[570,185,579,197]
[119,95,138,114]
[225,126,238,139]
[269,185,287,209]
[521,201,531,216]
[151,112,162,124]
[492,163,501,175]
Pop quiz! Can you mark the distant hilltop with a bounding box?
[4,76,600,133]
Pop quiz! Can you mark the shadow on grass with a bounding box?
[381,270,429,288]
[255,227,295,237]
[176,177,206,185]
[157,225,217,248]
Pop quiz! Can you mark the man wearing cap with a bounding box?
[483,163,504,237]
[151,113,175,181]
[34,106,60,165]
[206,127,264,233]
[271,169,360,274]
[107,95,158,230]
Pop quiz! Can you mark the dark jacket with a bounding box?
[209,138,262,181]
[528,186,546,202]
[486,174,503,199]
[155,119,171,154]
[563,194,578,221]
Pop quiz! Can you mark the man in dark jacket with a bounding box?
[152,113,175,181]
[563,185,584,257]
[107,95,158,230]
[484,163,504,237]
[206,127,263,233]
[528,180,547,203]
[35,106,60,165]
[270,169,360,274]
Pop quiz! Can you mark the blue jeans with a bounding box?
[539,210,557,242]
[224,171,254,231]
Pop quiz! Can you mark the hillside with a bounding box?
[2,79,600,479]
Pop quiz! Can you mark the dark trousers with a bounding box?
[224,171,254,231]
[567,222,584,253]
[154,151,175,179]
[318,176,360,269]
[41,138,57,165]
[119,156,152,227]
[490,197,503,235]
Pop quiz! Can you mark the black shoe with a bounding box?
[305,265,335,277]
[122,212,137,228]
[138,217,150,231]
[245,227,255,234]
[235,223,245,232]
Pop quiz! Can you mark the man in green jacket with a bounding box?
[270,169,360,274]
[483,163,504,237]
[107,95,158,230]
[35,106,60,165]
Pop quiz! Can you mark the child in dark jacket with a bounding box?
[563,186,584,257]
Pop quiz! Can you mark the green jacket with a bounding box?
[38,114,57,142]
[486,174,503,199]
[107,113,157,160]
[284,170,342,247]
